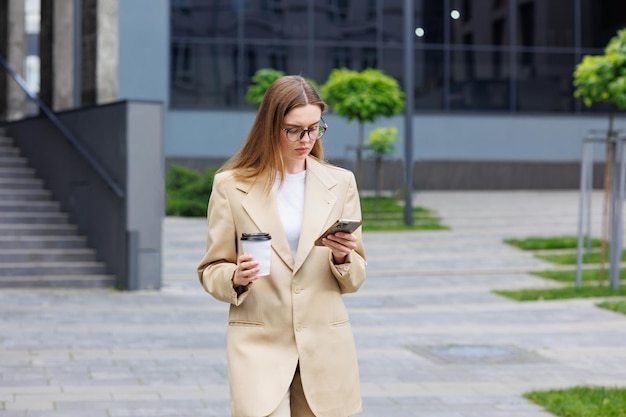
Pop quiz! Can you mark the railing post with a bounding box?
[576,140,593,288]
[609,136,626,290]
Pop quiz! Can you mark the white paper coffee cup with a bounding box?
[241,233,272,276]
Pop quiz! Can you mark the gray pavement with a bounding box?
[1,190,626,416]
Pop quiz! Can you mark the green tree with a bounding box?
[573,28,626,285]
[245,68,320,107]
[366,126,399,210]
[245,68,286,107]
[320,68,405,187]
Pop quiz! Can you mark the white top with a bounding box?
[273,171,306,258]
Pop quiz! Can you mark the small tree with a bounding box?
[320,68,404,187]
[366,127,399,209]
[573,28,626,284]
[245,68,286,107]
[246,69,320,108]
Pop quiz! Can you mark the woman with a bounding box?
[197,75,366,417]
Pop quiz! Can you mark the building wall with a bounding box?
[166,110,625,162]
[115,0,626,190]
[117,0,169,105]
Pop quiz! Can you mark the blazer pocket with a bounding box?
[330,318,350,327]
[229,320,264,327]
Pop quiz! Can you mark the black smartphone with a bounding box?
[314,218,363,246]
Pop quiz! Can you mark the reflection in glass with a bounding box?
[414,50,444,110]
[516,52,575,112]
[450,49,510,111]
[581,0,626,48]
[168,0,622,112]
[170,41,239,109]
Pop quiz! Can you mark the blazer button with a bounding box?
[295,323,302,332]
[294,286,301,294]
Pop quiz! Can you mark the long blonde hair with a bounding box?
[221,75,328,193]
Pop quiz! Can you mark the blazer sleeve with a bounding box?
[197,173,251,305]
[329,172,366,294]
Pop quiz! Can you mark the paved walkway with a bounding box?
[1,190,626,416]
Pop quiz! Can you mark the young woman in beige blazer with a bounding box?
[197,75,366,417]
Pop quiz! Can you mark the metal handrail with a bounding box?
[0,53,124,198]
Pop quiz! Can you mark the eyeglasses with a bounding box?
[282,120,328,142]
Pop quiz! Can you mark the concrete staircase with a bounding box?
[0,133,116,288]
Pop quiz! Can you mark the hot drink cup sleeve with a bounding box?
[240,233,272,276]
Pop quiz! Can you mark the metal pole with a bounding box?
[584,142,593,253]
[609,137,625,290]
[576,141,592,288]
[73,0,81,107]
[509,0,517,111]
[615,137,626,289]
[609,138,618,289]
[403,0,414,225]
[443,0,450,111]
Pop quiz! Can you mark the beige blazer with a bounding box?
[198,157,366,417]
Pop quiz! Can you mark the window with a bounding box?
[168,0,616,112]
[327,0,348,22]
[261,0,283,17]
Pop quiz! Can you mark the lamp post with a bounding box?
[403,0,414,225]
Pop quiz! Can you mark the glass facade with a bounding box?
[170,0,626,112]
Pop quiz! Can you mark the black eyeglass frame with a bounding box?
[282,119,328,142]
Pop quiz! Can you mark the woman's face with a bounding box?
[279,104,322,173]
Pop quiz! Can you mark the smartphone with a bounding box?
[314,218,363,246]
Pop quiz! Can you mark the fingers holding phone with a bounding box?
[314,219,362,246]
[315,219,362,262]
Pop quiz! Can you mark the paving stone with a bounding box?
[1,191,625,416]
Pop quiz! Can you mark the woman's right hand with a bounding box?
[232,254,260,287]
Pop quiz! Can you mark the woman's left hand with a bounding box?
[322,232,357,264]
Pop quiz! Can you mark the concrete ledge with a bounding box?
[166,157,606,191]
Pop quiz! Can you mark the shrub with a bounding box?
[165,165,218,217]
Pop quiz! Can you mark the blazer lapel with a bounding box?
[239,178,295,270]
[293,158,337,274]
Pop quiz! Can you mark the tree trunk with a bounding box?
[373,155,383,217]
[598,102,616,286]
[376,155,383,199]
[356,122,365,188]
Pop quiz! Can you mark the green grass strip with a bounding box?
[360,196,448,231]
[537,251,626,265]
[597,300,626,315]
[504,236,602,250]
[524,386,626,417]
[494,285,626,301]
[532,269,626,283]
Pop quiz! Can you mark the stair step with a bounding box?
[0,137,13,146]
[0,167,35,179]
[0,212,68,224]
[0,156,28,167]
[0,223,78,236]
[0,189,52,201]
[0,135,116,289]
[0,262,107,276]
[0,200,60,213]
[0,177,44,190]
[0,235,87,249]
[0,147,20,157]
[0,275,116,288]
[0,249,96,263]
